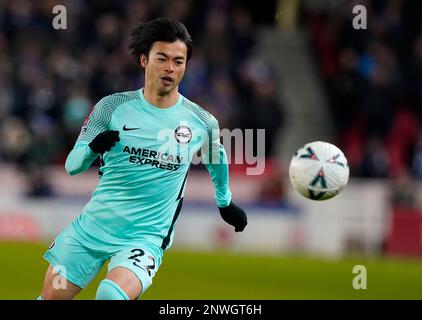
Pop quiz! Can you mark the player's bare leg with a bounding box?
[40,265,82,300]
[100,267,142,300]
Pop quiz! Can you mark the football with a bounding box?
[289,141,349,200]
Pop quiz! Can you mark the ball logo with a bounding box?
[174,125,192,144]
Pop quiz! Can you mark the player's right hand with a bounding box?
[89,130,120,154]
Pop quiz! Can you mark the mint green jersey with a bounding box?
[65,89,232,251]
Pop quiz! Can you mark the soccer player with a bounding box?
[38,18,247,300]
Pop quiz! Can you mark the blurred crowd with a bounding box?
[304,0,422,179]
[0,0,283,196]
[4,0,421,204]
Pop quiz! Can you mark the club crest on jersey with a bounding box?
[174,125,192,144]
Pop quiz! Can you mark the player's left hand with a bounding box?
[218,201,247,232]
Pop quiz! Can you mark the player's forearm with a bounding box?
[205,145,232,207]
[65,142,98,175]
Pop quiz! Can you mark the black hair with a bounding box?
[128,17,193,66]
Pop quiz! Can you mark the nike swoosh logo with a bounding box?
[123,125,141,131]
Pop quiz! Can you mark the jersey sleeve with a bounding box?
[201,115,232,207]
[65,96,113,175]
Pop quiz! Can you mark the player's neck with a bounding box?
[142,87,179,109]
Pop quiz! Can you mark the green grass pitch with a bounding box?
[1,242,421,299]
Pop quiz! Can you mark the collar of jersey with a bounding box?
[138,88,183,112]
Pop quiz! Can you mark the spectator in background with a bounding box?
[230,6,256,65]
[390,169,417,209]
[359,136,390,178]
[237,55,284,158]
[199,8,232,74]
[327,47,363,134]
[247,76,283,158]
[205,72,239,129]
[361,42,401,139]
[0,116,30,163]
[20,112,63,196]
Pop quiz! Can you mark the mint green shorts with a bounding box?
[44,218,163,294]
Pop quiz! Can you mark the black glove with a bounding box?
[89,130,120,154]
[218,201,247,232]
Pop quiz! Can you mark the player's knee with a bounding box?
[96,279,129,300]
[40,265,81,300]
[40,281,60,300]
[40,285,63,300]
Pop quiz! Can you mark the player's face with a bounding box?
[141,40,187,95]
